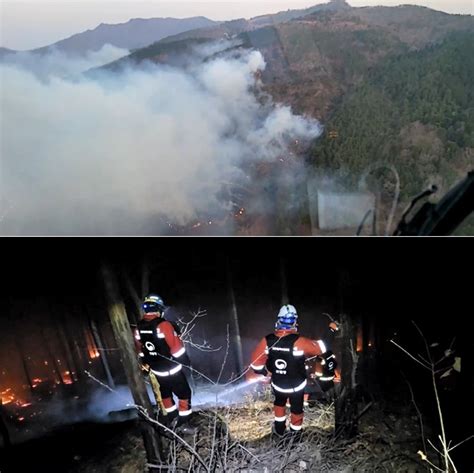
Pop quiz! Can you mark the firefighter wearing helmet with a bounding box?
[305,321,339,403]
[134,294,193,428]
[249,304,331,437]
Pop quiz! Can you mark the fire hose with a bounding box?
[141,363,167,416]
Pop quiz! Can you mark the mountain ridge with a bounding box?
[28,16,219,55]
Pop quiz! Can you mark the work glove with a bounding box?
[329,321,340,333]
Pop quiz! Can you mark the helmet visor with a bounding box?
[143,302,162,314]
[276,315,297,329]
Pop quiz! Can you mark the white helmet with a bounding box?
[276,304,298,329]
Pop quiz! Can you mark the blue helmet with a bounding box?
[143,294,166,314]
[275,304,298,330]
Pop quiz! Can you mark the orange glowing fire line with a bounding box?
[1,390,32,407]
[2,375,65,408]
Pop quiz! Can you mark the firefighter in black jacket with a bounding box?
[313,321,339,392]
[134,294,192,427]
[303,320,340,405]
[250,304,331,436]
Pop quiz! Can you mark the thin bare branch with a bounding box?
[390,339,431,371]
[448,434,474,452]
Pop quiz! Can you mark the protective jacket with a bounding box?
[250,329,328,392]
[135,314,186,377]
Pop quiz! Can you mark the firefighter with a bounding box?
[249,304,332,437]
[313,321,339,394]
[134,294,193,429]
[304,321,340,404]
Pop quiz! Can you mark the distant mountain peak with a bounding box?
[28,16,218,55]
[324,0,351,10]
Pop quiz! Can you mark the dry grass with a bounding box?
[74,388,426,472]
[224,398,335,443]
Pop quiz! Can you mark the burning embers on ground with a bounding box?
[1,383,45,429]
[1,385,40,409]
[0,331,102,432]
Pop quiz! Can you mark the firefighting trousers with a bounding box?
[156,371,192,421]
[273,388,304,435]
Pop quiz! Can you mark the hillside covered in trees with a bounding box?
[312,30,474,199]
[100,1,473,227]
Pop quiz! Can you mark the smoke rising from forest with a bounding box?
[0,40,322,235]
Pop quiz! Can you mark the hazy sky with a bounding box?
[1,0,473,50]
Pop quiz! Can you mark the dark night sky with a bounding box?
[1,237,470,342]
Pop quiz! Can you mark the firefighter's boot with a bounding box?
[272,419,287,439]
[289,427,303,443]
[165,409,178,428]
[176,413,197,436]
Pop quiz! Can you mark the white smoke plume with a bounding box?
[0,42,322,235]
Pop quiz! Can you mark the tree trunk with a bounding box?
[72,337,87,376]
[61,308,85,380]
[7,301,35,393]
[101,262,163,468]
[335,271,359,439]
[67,305,92,376]
[90,319,116,389]
[40,324,65,386]
[122,270,141,325]
[52,304,77,383]
[226,257,244,375]
[360,313,369,390]
[14,317,35,393]
[335,313,359,439]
